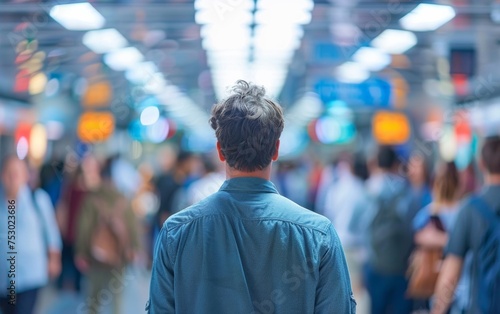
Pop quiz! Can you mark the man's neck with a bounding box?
[225,165,272,181]
[485,173,500,186]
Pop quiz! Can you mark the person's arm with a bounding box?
[148,227,175,313]
[36,189,62,279]
[431,201,471,314]
[74,197,95,272]
[124,202,140,257]
[315,224,356,314]
[414,225,448,249]
[431,255,463,314]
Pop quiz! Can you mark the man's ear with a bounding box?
[216,142,226,162]
[272,140,280,161]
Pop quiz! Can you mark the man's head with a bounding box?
[377,145,399,172]
[481,136,500,175]
[210,80,284,172]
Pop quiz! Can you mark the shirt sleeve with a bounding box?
[445,201,471,258]
[148,226,175,313]
[315,224,356,314]
[412,206,430,231]
[35,189,62,252]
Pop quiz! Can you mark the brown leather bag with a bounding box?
[406,213,445,299]
[406,247,442,298]
[90,197,131,267]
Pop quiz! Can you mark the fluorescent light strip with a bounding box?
[352,47,391,71]
[371,29,417,54]
[336,62,370,84]
[83,28,128,54]
[50,2,105,31]
[195,0,313,99]
[400,3,456,32]
[104,47,144,71]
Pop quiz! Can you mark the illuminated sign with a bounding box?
[77,111,115,143]
[372,111,411,144]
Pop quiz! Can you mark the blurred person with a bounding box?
[183,152,225,207]
[314,158,338,214]
[0,156,62,314]
[109,154,142,198]
[55,157,95,292]
[153,151,197,230]
[147,80,355,313]
[407,153,433,223]
[132,163,160,269]
[460,162,480,198]
[408,162,466,312]
[74,156,140,314]
[433,136,500,314]
[320,154,371,308]
[363,146,414,314]
[39,159,65,207]
[274,160,310,207]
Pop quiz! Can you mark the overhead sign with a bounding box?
[372,110,411,145]
[314,78,391,107]
[77,111,115,143]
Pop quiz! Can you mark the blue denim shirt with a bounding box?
[148,177,355,314]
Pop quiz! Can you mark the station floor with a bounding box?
[35,267,370,314]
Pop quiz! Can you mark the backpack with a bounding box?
[471,197,500,314]
[90,196,132,267]
[368,187,413,274]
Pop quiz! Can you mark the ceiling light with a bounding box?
[140,106,160,126]
[255,9,312,25]
[83,28,128,54]
[104,47,144,71]
[336,62,370,84]
[352,47,391,71]
[50,3,105,31]
[400,4,456,32]
[195,7,253,25]
[126,62,158,84]
[371,29,417,54]
[257,0,313,11]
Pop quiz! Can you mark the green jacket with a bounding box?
[76,182,139,267]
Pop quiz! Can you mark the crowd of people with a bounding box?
[0,132,499,313]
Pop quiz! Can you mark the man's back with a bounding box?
[148,177,355,314]
[446,184,500,313]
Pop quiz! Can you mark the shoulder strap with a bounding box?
[470,196,500,228]
[31,189,50,250]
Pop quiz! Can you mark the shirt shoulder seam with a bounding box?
[166,214,330,235]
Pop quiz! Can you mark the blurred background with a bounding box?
[0,0,499,313]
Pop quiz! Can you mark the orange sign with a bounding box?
[77,111,115,143]
[372,111,411,145]
[82,81,112,108]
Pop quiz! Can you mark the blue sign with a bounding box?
[314,78,392,108]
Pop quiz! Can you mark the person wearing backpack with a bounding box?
[432,136,500,314]
[75,156,140,314]
[0,156,62,314]
[363,146,414,314]
[408,161,467,312]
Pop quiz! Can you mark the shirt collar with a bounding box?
[219,177,279,194]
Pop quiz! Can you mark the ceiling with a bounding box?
[0,0,495,115]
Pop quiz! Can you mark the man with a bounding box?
[0,156,61,314]
[432,136,500,314]
[363,146,414,314]
[147,80,355,313]
[75,155,139,314]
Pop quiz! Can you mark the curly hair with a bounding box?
[209,80,284,172]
